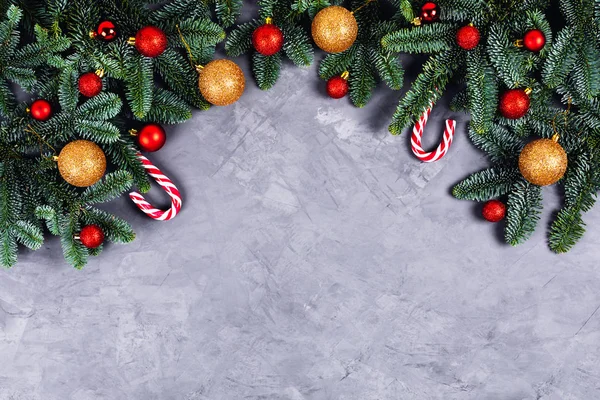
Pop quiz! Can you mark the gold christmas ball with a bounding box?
[57,140,106,187]
[198,59,245,106]
[311,6,358,53]
[518,136,567,186]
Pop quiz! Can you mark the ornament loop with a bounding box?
[127,37,136,45]
[129,153,182,221]
[411,17,422,26]
[524,87,532,95]
[341,71,350,80]
[514,39,524,48]
[411,102,456,163]
[265,17,273,24]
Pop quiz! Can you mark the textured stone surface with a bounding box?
[2,14,600,400]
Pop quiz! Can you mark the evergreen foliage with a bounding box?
[0,1,240,268]
[227,0,405,105]
[426,0,600,251]
[2,0,600,269]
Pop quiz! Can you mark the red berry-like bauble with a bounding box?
[499,88,531,119]
[456,25,480,50]
[133,26,167,58]
[482,200,506,222]
[523,29,546,52]
[95,21,117,41]
[79,224,105,249]
[326,74,349,99]
[420,2,439,23]
[252,22,284,56]
[29,99,52,121]
[78,72,103,98]
[137,124,167,152]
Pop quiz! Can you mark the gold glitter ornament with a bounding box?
[197,59,245,106]
[311,6,358,53]
[518,134,567,186]
[57,140,106,187]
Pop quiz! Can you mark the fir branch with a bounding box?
[253,52,282,91]
[453,166,520,201]
[281,24,314,67]
[465,48,498,134]
[388,50,456,134]
[125,55,154,119]
[542,27,577,88]
[81,207,135,243]
[142,88,192,124]
[381,24,455,54]
[349,44,376,108]
[80,170,133,204]
[504,180,543,246]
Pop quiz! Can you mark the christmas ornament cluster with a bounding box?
[1,0,599,269]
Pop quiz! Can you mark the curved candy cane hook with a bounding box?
[411,103,457,163]
[129,153,182,221]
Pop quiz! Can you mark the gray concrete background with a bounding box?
[2,5,600,399]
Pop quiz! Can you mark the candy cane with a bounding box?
[129,153,182,221]
[411,104,456,162]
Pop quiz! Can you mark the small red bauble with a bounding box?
[136,124,167,152]
[420,2,439,23]
[29,99,52,121]
[456,25,480,50]
[499,88,531,119]
[482,200,506,222]
[252,22,284,56]
[133,26,167,58]
[94,20,117,41]
[78,72,103,98]
[523,29,546,52]
[79,224,105,249]
[326,74,349,99]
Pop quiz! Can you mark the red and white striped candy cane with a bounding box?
[129,153,182,221]
[411,103,456,163]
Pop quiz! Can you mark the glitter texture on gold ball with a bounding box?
[198,59,245,106]
[518,135,567,186]
[57,140,106,187]
[311,6,358,53]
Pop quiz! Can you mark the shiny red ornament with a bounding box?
[456,25,480,50]
[79,224,105,249]
[78,72,103,98]
[482,200,506,222]
[136,124,167,152]
[94,21,117,41]
[29,99,52,121]
[499,88,531,119]
[252,22,284,56]
[133,26,167,58]
[523,29,546,52]
[326,74,349,99]
[420,2,439,23]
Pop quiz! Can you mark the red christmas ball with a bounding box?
[420,2,439,23]
[456,25,480,50]
[482,200,506,222]
[523,29,546,52]
[326,75,349,99]
[252,23,284,56]
[29,99,52,121]
[499,88,531,119]
[78,72,103,98]
[79,224,105,249]
[95,20,117,41]
[134,26,167,58]
[137,124,167,152]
